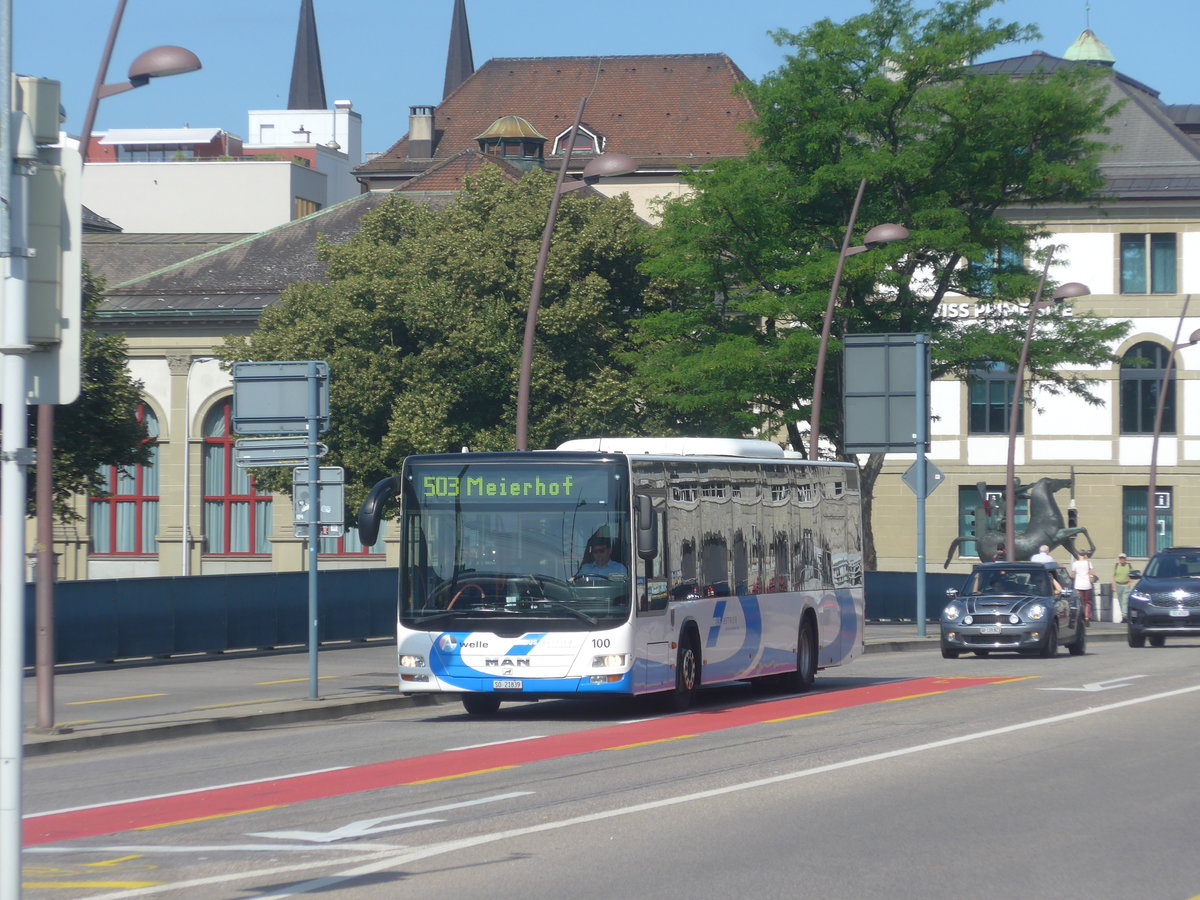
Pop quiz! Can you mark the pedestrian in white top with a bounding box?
[1030,544,1056,565]
[1071,550,1096,622]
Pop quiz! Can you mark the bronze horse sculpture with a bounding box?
[943,476,1096,566]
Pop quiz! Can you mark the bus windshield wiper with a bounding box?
[412,608,520,627]
[528,600,598,625]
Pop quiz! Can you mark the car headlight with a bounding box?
[1129,589,1150,603]
[943,604,962,621]
[1026,604,1046,620]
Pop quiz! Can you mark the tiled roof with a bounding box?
[85,232,251,287]
[357,53,755,179]
[97,192,394,323]
[396,150,528,193]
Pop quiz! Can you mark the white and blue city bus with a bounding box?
[356,437,865,715]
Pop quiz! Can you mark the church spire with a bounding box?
[288,0,328,110]
[443,0,475,99]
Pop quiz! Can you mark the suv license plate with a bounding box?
[979,625,1002,635]
[1169,608,1190,617]
[493,680,523,690]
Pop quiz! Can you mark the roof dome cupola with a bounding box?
[1063,29,1115,66]
[474,115,546,171]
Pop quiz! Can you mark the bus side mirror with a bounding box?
[636,494,658,560]
[357,475,401,546]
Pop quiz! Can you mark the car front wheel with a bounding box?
[1067,620,1087,656]
[1040,621,1059,658]
[1127,625,1146,648]
[941,645,960,659]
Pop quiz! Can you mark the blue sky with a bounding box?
[14,0,1198,157]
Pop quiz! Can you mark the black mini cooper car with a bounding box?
[940,562,1086,659]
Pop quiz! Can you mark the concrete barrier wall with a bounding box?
[24,569,944,665]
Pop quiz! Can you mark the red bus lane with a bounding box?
[25,675,1027,846]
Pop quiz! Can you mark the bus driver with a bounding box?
[575,536,628,580]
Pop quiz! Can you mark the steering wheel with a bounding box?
[447,583,486,609]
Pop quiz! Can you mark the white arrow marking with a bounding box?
[1042,675,1148,692]
[249,791,534,844]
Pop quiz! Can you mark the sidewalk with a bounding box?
[21,622,1128,757]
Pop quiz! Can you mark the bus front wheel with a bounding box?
[668,637,700,711]
[462,693,502,716]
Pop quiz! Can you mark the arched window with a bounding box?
[90,403,159,554]
[202,399,272,554]
[968,362,1021,435]
[1120,342,1175,435]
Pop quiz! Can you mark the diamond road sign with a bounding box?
[902,458,944,499]
[234,437,328,468]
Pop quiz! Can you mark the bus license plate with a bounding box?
[979,625,1002,635]
[493,680,523,690]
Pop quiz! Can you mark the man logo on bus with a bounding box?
[484,658,532,668]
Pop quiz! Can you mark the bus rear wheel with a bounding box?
[779,617,817,693]
[462,693,502,716]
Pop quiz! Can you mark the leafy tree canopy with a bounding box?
[220,165,655,513]
[634,0,1131,457]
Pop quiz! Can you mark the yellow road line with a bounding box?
[885,691,946,702]
[607,734,696,750]
[24,881,160,889]
[135,805,285,830]
[407,766,518,784]
[765,709,835,724]
[85,855,144,867]
[255,675,337,686]
[67,693,167,706]
[192,697,288,710]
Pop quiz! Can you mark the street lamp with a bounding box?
[1147,295,1198,557]
[78,0,201,162]
[514,96,636,450]
[1003,250,1089,560]
[808,177,909,460]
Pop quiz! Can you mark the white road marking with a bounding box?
[1042,675,1148,692]
[69,682,1200,899]
[443,736,546,751]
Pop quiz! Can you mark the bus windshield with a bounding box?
[400,458,631,630]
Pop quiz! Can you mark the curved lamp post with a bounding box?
[1003,250,1089,560]
[514,97,636,450]
[808,177,909,460]
[1147,295,1198,557]
[78,0,201,162]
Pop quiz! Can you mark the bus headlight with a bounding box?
[399,654,426,668]
[593,654,629,668]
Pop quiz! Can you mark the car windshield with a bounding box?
[1144,551,1200,578]
[964,568,1056,597]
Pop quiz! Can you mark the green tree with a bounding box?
[23,263,152,518]
[633,0,1131,566]
[220,164,653,514]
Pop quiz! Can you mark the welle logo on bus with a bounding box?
[411,464,615,504]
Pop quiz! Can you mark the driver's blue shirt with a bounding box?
[578,560,628,577]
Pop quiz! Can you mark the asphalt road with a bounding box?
[20,622,1196,900]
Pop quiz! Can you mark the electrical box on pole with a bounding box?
[0,76,81,404]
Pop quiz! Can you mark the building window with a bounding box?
[1120,233,1177,294]
[116,144,195,161]
[552,127,599,156]
[293,197,321,219]
[202,399,272,554]
[964,245,1024,298]
[968,362,1022,434]
[89,404,160,554]
[1120,342,1175,434]
[1122,486,1172,558]
[319,523,387,556]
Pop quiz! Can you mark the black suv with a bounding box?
[1127,546,1200,647]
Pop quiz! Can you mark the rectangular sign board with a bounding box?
[234,437,327,468]
[843,333,929,453]
[293,467,345,526]
[232,361,329,435]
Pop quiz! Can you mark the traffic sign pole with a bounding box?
[306,362,321,699]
